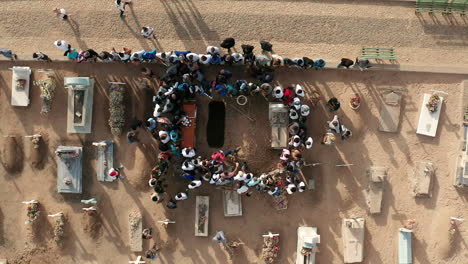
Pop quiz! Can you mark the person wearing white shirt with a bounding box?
[188,180,202,189]
[295,84,305,97]
[271,54,283,66]
[168,54,179,64]
[158,131,170,144]
[301,105,310,117]
[233,171,247,182]
[289,109,299,120]
[182,148,196,158]
[54,40,70,51]
[156,52,170,62]
[231,53,243,64]
[130,50,145,62]
[206,46,220,55]
[148,178,157,187]
[286,184,297,195]
[115,0,131,17]
[327,115,341,134]
[199,54,211,64]
[53,8,70,20]
[141,27,155,39]
[289,135,301,148]
[298,181,306,192]
[153,104,162,117]
[175,192,188,201]
[305,137,314,149]
[186,53,199,62]
[237,184,249,195]
[273,86,283,99]
[210,173,220,184]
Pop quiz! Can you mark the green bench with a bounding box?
[416,0,467,15]
[361,48,397,61]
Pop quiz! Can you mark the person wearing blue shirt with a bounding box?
[314,58,326,70]
[146,118,157,131]
[142,50,157,61]
[215,84,228,96]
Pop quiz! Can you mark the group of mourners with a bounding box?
[112,37,339,211]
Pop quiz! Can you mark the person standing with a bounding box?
[0,49,17,60]
[115,0,131,17]
[53,8,70,20]
[220,37,235,53]
[33,52,52,62]
[327,97,341,112]
[54,40,70,52]
[141,27,156,39]
[337,58,354,68]
[175,191,188,201]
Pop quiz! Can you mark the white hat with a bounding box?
[305,137,313,149]
[290,108,299,120]
[273,86,284,99]
[293,97,301,110]
[295,84,305,97]
[300,104,310,116]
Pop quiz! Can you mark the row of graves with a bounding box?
[3,65,467,263]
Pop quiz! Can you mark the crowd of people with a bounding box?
[103,35,338,210]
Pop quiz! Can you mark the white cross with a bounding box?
[129,256,145,264]
[262,232,279,238]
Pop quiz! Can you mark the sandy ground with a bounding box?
[0,0,468,66]
[0,0,468,263]
[0,61,466,264]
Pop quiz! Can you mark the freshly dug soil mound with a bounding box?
[28,136,44,168]
[127,148,154,191]
[0,136,19,172]
[82,213,101,239]
[432,209,454,259]
[207,101,225,148]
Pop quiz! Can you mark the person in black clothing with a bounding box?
[241,44,254,55]
[260,41,273,53]
[166,199,177,209]
[303,57,314,69]
[220,37,235,52]
[337,58,354,69]
[327,97,341,112]
[130,119,143,130]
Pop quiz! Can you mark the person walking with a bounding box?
[115,0,131,17]
[0,49,18,60]
[53,8,70,20]
[54,40,70,52]
[33,52,52,62]
[141,27,156,39]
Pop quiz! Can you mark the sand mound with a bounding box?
[0,136,19,172]
[82,213,101,239]
[127,148,154,191]
[431,209,455,259]
[335,181,353,210]
[28,136,44,168]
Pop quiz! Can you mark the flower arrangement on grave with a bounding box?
[34,77,56,114]
[108,85,125,136]
[262,235,280,264]
[26,203,40,224]
[54,216,65,247]
[426,94,441,113]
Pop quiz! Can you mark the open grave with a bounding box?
[207,101,225,148]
